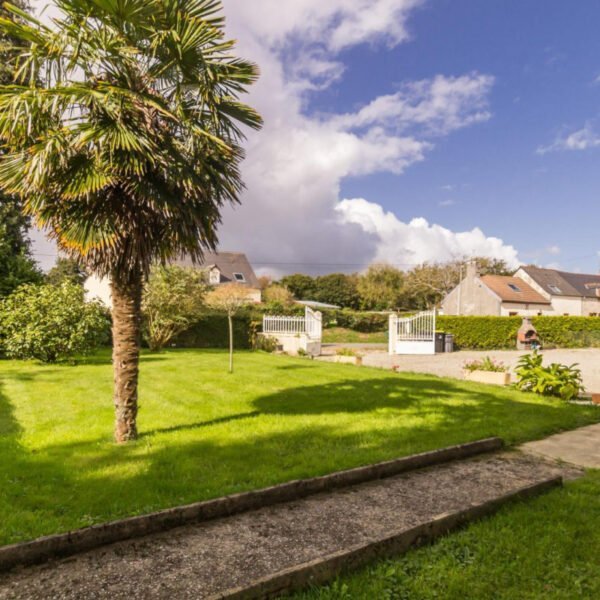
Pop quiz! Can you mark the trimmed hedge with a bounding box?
[437,316,600,350]
[173,312,258,350]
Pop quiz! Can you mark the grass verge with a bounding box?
[294,471,600,599]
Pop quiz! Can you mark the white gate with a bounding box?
[389,310,436,355]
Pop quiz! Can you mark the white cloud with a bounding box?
[546,245,561,256]
[29,0,515,275]
[438,199,457,207]
[537,121,600,154]
[336,198,520,268]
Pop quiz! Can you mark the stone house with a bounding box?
[441,263,552,316]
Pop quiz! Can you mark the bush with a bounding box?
[142,265,207,351]
[463,357,508,373]
[437,316,600,350]
[515,352,584,401]
[437,316,520,349]
[332,310,389,333]
[0,283,110,362]
[172,312,255,349]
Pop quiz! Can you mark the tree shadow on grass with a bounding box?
[140,411,262,439]
[1,370,599,547]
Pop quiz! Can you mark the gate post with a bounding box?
[389,313,398,355]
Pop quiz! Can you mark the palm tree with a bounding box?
[0,0,261,442]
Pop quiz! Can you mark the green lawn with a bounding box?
[294,471,600,599]
[322,328,387,344]
[1,349,599,547]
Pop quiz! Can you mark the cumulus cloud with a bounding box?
[336,198,520,268]
[29,0,516,275]
[537,121,600,154]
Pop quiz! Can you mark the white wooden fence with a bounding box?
[263,307,322,341]
[389,310,436,355]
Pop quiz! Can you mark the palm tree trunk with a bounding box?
[110,268,143,443]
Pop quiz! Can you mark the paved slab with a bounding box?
[0,452,578,600]
[521,423,600,468]
[358,348,600,393]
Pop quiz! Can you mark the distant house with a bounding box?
[442,263,600,317]
[515,266,600,316]
[85,251,261,308]
[441,262,552,316]
[176,251,262,303]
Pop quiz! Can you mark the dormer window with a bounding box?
[508,284,522,292]
[209,269,221,284]
[233,273,246,282]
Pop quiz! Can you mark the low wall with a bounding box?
[260,333,321,357]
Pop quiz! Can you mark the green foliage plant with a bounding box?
[142,265,207,351]
[0,282,109,362]
[515,351,584,401]
[463,357,508,373]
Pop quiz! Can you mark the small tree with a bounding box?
[142,266,207,351]
[314,273,360,309]
[205,284,249,373]
[280,274,317,300]
[263,284,295,306]
[357,264,404,310]
[0,282,109,362]
[46,257,87,287]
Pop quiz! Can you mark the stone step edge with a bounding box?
[217,475,562,600]
[0,437,503,573]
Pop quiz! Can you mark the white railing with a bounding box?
[263,307,322,341]
[263,315,307,335]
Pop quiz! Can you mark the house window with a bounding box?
[548,285,562,294]
[590,313,598,317]
[508,284,522,292]
[233,273,246,282]
[509,312,518,316]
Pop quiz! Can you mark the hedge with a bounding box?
[437,316,600,350]
[173,312,258,350]
[173,312,600,351]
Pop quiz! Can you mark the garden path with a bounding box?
[0,452,578,600]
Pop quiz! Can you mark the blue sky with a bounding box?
[30,0,600,275]
[322,0,600,272]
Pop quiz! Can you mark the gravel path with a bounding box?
[0,452,578,600]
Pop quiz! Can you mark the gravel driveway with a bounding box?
[356,348,600,393]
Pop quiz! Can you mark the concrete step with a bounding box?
[0,452,575,600]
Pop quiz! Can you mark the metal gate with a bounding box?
[389,310,436,355]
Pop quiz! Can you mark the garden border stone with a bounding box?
[217,476,562,600]
[0,437,503,573]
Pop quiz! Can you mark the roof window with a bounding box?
[508,284,522,292]
[233,273,246,282]
[548,285,562,294]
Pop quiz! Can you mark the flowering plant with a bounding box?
[463,357,508,373]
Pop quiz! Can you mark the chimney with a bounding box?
[465,260,478,279]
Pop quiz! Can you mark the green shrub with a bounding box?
[515,352,584,401]
[333,310,389,333]
[437,315,600,350]
[0,283,110,362]
[172,312,255,349]
[437,316,520,349]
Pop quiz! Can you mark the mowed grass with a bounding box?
[1,349,599,546]
[294,471,600,599]
[322,328,387,344]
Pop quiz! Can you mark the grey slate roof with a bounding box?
[521,265,600,298]
[176,252,260,288]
